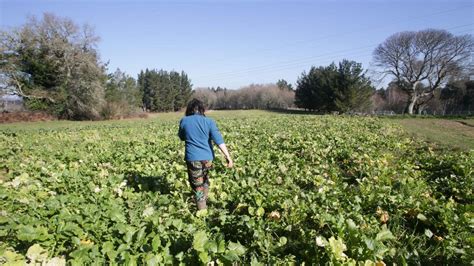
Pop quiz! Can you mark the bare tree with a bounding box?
[193,87,218,109]
[373,29,473,114]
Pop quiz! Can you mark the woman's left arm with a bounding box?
[178,119,185,141]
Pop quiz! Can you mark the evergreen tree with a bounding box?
[295,64,338,111]
[333,60,374,112]
[138,69,192,112]
[277,79,294,91]
[295,60,374,113]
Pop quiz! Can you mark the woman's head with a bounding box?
[185,98,206,116]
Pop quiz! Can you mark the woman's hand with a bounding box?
[226,157,234,168]
[218,143,233,168]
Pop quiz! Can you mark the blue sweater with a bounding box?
[178,114,224,161]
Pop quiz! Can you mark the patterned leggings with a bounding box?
[186,160,212,203]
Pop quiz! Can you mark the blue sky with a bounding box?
[1,0,473,89]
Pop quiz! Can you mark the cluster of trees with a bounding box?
[292,29,473,114]
[0,13,192,120]
[138,69,192,112]
[193,83,294,110]
[103,69,142,119]
[373,77,474,114]
[295,60,375,113]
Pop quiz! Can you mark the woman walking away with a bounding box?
[178,99,233,210]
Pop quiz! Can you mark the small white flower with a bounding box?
[18,198,29,204]
[114,187,123,197]
[316,236,327,247]
[48,191,57,196]
[119,181,127,188]
[94,187,101,193]
[11,177,21,188]
[142,206,155,218]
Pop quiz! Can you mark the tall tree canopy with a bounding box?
[102,68,141,118]
[373,29,473,114]
[295,60,374,112]
[276,79,294,91]
[0,13,107,120]
[138,69,192,112]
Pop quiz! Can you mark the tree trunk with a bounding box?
[405,82,420,115]
[406,94,418,115]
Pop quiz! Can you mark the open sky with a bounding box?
[1,0,473,89]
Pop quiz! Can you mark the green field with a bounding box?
[0,111,472,265]
[387,117,474,151]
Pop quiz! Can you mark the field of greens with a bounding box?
[0,111,472,265]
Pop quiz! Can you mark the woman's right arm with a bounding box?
[209,119,233,168]
[218,143,233,168]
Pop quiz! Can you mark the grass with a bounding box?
[387,117,474,151]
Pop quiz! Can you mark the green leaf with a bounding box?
[193,230,208,252]
[222,250,239,262]
[227,241,246,256]
[124,230,135,243]
[424,229,433,238]
[145,254,161,266]
[70,247,89,261]
[364,238,375,251]
[376,226,395,242]
[136,227,146,243]
[346,219,357,231]
[26,244,48,262]
[248,207,255,216]
[205,240,218,253]
[417,213,427,221]
[123,252,138,266]
[102,241,117,261]
[62,222,84,236]
[217,239,226,253]
[256,207,265,217]
[279,236,288,246]
[328,237,347,260]
[250,256,264,266]
[172,219,183,230]
[152,235,161,250]
[17,225,49,242]
[110,209,126,223]
[2,249,25,265]
[117,244,129,253]
[198,251,209,263]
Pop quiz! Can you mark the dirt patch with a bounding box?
[0,112,56,123]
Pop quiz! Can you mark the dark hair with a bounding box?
[185,98,206,116]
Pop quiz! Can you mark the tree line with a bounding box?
[193,83,294,110]
[1,13,473,119]
[192,29,473,115]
